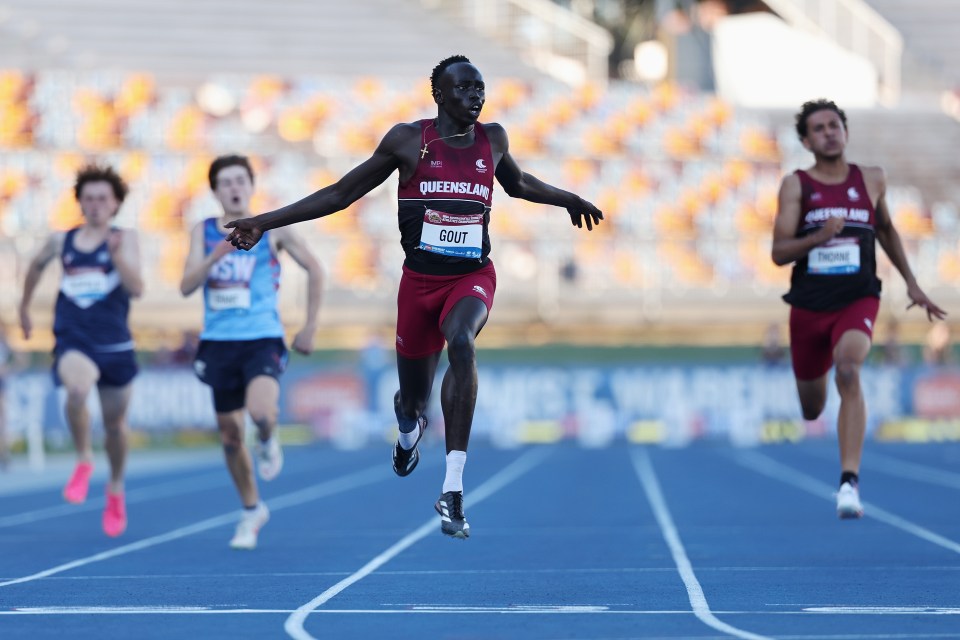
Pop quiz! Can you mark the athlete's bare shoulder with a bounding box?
[382,121,423,146]
[858,164,886,185]
[481,122,508,151]
[47,230,67,251]
[779,171,802,193]
[32,231,65,266]
[857,164,887,205]
[377,121,425,163]
[188,218,207,236]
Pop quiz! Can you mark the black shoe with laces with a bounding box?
[434,491,470,538]
[392,391,427,477]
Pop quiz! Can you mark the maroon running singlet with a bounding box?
[394,120,498,357]
[784,164,881,379]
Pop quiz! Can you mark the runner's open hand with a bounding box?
[568,198,603,231]
[906,282,947,322]
[224,218,264,251]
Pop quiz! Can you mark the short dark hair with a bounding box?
[430,54,472,94]
[795,99,847,139]
[74,164,128,202]
[208,154,255,190]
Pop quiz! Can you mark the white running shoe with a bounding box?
[836,482,864,519]
[229,502,270,550]
[256,436,284,482]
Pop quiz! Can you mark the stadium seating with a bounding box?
[1,69,957,335]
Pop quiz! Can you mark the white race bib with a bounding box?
[808,238,860,275]
[418,209,484,259]
[208,287,251,310]
[62,270,110,299]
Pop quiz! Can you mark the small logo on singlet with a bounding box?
[64,252,75,265]
[810,192,822,202]
[431,160,443,168]
[97,251,109,263]
[396,335,405,346]
[847,187,860,201]
[472,285,488,298]
[864,318,872,330]
[475,159,487,173]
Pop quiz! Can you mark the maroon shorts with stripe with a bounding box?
[395,261,497,358]
[789,296,880,380]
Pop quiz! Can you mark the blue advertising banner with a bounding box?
[7,361,960,448]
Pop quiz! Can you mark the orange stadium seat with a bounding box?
[115,74,156,118]
[166,106,207,151]
[49,192,85,230]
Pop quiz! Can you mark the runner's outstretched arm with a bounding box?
[871,170,946,321]
[225,125,412,249]
[488,125,602,231]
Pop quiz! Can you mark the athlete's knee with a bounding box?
[834,360,862,394]
[246,405,277,428]
[102,419,126,437]
[446,331,476,367]
[797,390,827,420]
[800,402,824,421]
[64,383,93,407]
[218,424,244,451]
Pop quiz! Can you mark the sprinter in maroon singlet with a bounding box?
[225,55,603,538]
[772,99,945,519]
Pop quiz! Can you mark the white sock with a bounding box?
[442,450,467,493]
[398,419,421,450]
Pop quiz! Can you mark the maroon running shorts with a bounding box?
[395,261,497,358]
[789,296,880,380]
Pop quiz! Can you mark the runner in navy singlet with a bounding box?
[19,165,144,537]
[772,100,945,519]
[224,55,603,538]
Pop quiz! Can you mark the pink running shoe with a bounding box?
[63,462,93,504]
[102,491,127,537]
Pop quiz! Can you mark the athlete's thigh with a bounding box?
[788,306,834,380]
[97,384,133,427]
[440,295,489,341]
[833,329,872,366]
[245,375,280,416]
[439,263,496,340]
[830,297,878,366]
[57,349,100,391]
[396,269,446,359]
[795,374,829,412]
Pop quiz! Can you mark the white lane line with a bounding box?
[0,471,229,529]
[803,606,960,615]
[17,564,957,582]
[630,448,773,640]
[0,464,394,589]
[284,446,553,640]
[733,450,960,555]
[9,606,960,619]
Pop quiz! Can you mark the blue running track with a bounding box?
[1,441,958,639]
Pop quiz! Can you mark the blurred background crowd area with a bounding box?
[1,0,959,351]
